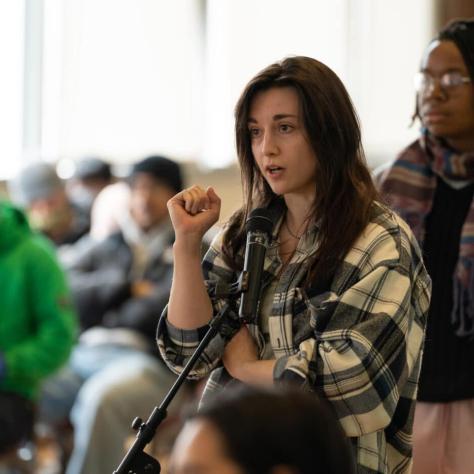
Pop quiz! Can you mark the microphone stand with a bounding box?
[113,279,247,474]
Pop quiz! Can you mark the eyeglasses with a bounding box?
[414,71,472,93]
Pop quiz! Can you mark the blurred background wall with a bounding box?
[1,0,473,221]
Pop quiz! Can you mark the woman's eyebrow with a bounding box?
[248,113,298,123]
[273,113,298,120]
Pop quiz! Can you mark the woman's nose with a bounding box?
[261,131,278,156]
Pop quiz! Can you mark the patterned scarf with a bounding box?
[378,130,474,338]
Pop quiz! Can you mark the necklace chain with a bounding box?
[284,217,308,239]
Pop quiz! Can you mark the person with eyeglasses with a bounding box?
[377,18,474,474]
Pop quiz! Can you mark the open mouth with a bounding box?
[267,166,284,175]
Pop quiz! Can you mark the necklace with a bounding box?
[284,217,308,240]
[278,244,298,276]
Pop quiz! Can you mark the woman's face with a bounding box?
[417,40,474,151]
[168,419,244,474]
[248,86,317,202]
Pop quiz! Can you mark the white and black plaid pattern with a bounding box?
[157,202,431,474]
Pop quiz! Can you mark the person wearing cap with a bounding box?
[377,19,474,474]
[68,157,113,218]
[8,162,89,246]
[38,156,189,474]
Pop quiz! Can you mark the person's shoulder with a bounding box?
[0,202,66,279]
[20,231,67,277]
[397,137,425,158]
[89,230,127,251]
[373,138,424,186]
[353,202,422,269]
[83,230,129,263]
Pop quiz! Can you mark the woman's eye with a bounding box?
[249,128,261,138]
[279,124,293,133]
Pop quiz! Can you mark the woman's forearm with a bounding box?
[234,360,276,386]
[167,238,213,329]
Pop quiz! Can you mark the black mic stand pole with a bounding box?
[114,206,272,473]
[113,280,247,473]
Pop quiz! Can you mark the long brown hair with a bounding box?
[223,56,378,282]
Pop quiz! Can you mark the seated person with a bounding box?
[0,201,77,462]
[169,384,356,474]
[67,157,114,218]
[39,156,189,474]
[8,161,89,246]
[89,180,131,241]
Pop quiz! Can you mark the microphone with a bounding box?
[239,207,274,323]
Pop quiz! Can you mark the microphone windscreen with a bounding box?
[245,208,273,235]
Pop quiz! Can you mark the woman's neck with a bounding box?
[283,193,314,231]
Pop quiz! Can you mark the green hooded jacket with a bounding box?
[0,201,77,400]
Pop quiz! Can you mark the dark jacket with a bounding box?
[67,227,174,348]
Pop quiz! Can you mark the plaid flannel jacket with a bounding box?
[157,202,431,473]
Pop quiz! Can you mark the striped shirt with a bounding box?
[157,202,431,473]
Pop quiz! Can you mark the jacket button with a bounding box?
[321,342,332,353]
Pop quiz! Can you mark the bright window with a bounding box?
[0,1,25,179]
[0,0,436,180]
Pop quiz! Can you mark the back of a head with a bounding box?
[437,18,474,81]
[195,385,355,474]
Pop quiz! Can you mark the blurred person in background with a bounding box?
[39,156,189,474]
[377,19,474,474]
[88,180,131,242]
[8,162,89,247]
[169,384,355,474]
[0,201,77,471]
[67,157,114,219]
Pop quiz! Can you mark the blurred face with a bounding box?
[248,87,317,202]
[168,420,244,474]
[28,188,72,236]
[69,177,107,209]
[418,40,474,151]
[130,173,174,231]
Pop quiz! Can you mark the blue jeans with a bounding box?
[39,344,181,474]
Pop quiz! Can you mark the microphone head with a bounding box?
[245,208,274,236]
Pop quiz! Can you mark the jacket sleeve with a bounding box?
[157,229,241,378]
[67,239,131,329]
[107,264,174,339]
[273,228,430,437]
[3,239,77,386]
